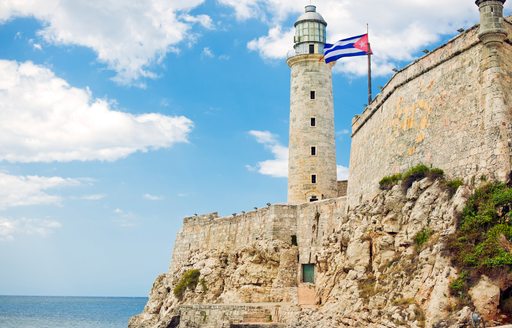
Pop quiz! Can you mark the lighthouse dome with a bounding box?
[294,5,327,27]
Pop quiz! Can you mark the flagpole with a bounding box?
[367,23,372,106]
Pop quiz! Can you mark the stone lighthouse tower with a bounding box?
[287,5,338,205]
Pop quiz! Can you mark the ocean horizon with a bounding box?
[0,295,147,328]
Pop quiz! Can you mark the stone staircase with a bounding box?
[178,303,288,327]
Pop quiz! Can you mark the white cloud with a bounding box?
[337,165,349,180]
[249,130,350,180]
[0,171,80,209]
[246,130,288,178]
[217,0,260,21]
[80,194,106,201]
[181,14,214,30]
[201,47,215,58]
[32,43,42,50]
[143,193,163,201]
[113,208,136,228]
[247,26,295,60]
[0,0,211,84]
[247,130,288,178]
[336,129,350,136]
[0,60,193,162]
[221,0,512,76]
[201,47,230,60]
[0,217,62,241]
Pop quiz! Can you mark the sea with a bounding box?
[0,295,147,328]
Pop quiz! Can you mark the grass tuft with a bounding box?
[173,269,201,299]
[414,228,432,250]
[379,173,402,190]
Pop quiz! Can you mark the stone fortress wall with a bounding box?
[347,19,512,206]
[171,198,346,277]
[162,197,346,327]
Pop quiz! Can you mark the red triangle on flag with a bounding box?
[353,34,372,54]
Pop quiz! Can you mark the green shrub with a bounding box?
[173,269,201,299]
[379,173,402,190]
[402,164,431,180]
[428,168,445,179]
[401,164,444,190]
[446,179,463,195]
[414,228,432,249]
[449,271,469,296]
[446,182,512,298]
[379,164,448,192]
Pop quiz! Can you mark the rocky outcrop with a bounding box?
[131,178,510,327]
[129,240,298,328]
[284,178,467,328]
[469,276,501,321]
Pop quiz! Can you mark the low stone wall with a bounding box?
[170,206,297,272]
[178,304,287,328]
[170,198,347,276]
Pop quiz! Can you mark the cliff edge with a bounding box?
[130,173,512,327]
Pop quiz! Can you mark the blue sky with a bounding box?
[0,0,510,297]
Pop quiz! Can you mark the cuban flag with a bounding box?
[323,34,372,63]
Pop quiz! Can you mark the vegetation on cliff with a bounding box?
[379,164,462,196]
[173,269,201,299]
[447,182,512,298]
[379,164,443,190]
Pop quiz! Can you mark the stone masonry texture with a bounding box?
[287,54,337,205]
[347,20,512,206]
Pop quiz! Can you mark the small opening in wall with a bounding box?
[311,146,316,155]
[310,117,316,126]
[500,286,512,315]
[310,196,318,202]
[311,175,317,184]
[309,44,315,54]
[291,235,298,246]
[310,91,316,99]
[302,264,315,283]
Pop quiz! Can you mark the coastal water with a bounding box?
[0,295,147,328]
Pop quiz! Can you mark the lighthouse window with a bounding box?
[309,44,315,54]
[311,175,317,183]
[310,117,316,126]
[311,147,316,155]
[310,91,315,99]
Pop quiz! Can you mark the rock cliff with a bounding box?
[130,177,512,327]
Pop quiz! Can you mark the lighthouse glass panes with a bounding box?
[293,6,327,55]
[295,22,326,43]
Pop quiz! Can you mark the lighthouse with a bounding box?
[287,5,338,205]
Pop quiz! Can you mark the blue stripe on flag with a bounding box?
[324,42,358,55]
[325,51,367,63]
[323,33,368,63]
